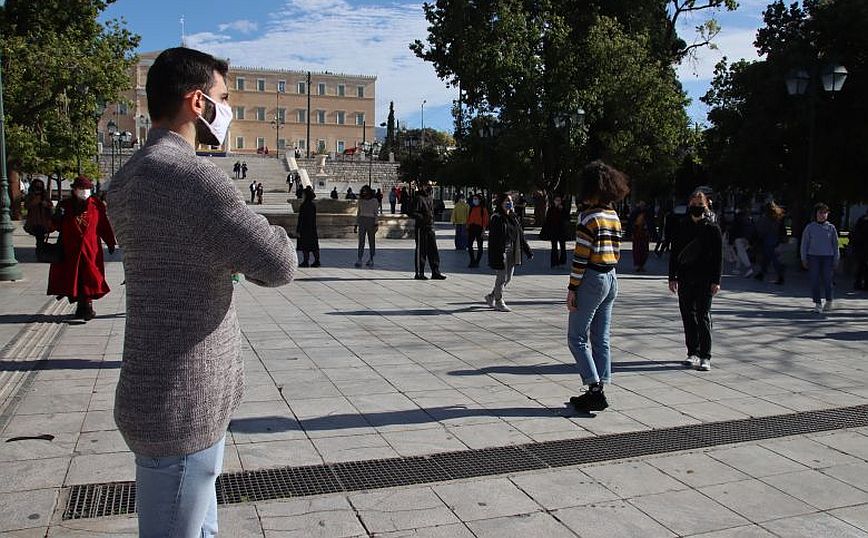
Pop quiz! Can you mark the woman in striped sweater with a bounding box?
[566,162,630,412]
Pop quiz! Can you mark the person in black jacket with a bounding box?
[668,190,722,371]
[296,187,321,267]
[485,193,533,311]
[543,194,571,268]
[411,181,445,280]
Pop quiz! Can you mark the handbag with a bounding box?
[37,233,64,264]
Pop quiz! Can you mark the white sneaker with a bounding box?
[743,268,754,278]
[698,358,711,371]
[494,300,511,312]
[683,355,698,368]
[813,302,823,313]
[484,294,495,307]
[822,300,833,312]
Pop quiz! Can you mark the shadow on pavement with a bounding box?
[327,306,486,316]
[448,360,685,377]
[801,330,868,341]
[0,359,121,371]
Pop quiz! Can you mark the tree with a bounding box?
[379,101,396,160]
[0,0,139,178]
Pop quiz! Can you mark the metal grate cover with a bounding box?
[63,403,868,520]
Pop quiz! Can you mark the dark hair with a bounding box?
[303,186,315,202]
[493,192,510,215]
[578,161,630,205]
[147,47,229,122]
[814,202,830,214]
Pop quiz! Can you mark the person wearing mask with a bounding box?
[48,176,117,321]
[466,193,489,268]
[389,187,398,215]
[754,201,787,284]
[330,187,339,200]
[800,203,840,312]
[451,193,470,251]
[485,193,533,312]
[669,190,723,372]
[543,194,571,268]
[23,178,54,253]
[355,185,379,267]
[297,186,322,267]
[566,162,629,412]
[106,48,296,536]
[411,181,445,280]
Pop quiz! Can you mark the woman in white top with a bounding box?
[355,185,380,267]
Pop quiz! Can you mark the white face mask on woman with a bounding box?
[75,189,92,200]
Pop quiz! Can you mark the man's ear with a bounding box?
[187,89,206,119]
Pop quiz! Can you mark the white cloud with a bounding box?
[218,20,259,34]
[187,1,456,127]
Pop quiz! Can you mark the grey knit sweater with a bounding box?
[107,129,296,457]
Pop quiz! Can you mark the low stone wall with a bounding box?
[262,211,414,239]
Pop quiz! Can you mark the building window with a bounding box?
[257,78,266,92]
[234,106,245,120]
[316,139,326,153]
[357,85,365,98]
[256,107,266,121]
[257,137,266,150]
[297,81,306,94]
[236,78,245,91]
[297,109,307,123]
[98,132,105,144]
[355,113,365,126]
[318,82,326,96]
[336,140,345,153]
[236,136,244,149]
[336,111,345,125]
[297,139,306,150]
[118,103,129,115]
[277,108,286,122]
[317,110,326,124]
[277,80,286,93]
[337,84,345,97]
[278,139,286,150]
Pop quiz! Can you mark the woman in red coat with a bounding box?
[47,176,116,321]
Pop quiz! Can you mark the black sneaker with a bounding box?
[431,273,447,280]
[569,391,608,412]
[311,261,321,268]
[414,274,428,280]
[299,261,310,268]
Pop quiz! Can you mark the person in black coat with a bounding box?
[296,187,321,267]
[542,194,571,267]
[668,190,723,372]
[485,193,533,311]
[410,181,445,280]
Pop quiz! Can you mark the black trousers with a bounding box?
[467,224,484,265]
[855,258,868,290]
[678,281,714,359]
[415,226,440,275]
[550,239,567,266]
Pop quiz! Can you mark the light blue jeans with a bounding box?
[567,269,618,385]
[135,436,225,538]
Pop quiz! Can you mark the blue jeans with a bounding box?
[135,436,225,538]
[808,255,834,303]
[567,269,618,385]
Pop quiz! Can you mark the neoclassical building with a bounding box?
[98,51,377,157]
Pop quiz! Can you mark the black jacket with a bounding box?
[411,192,434,228]
[488,212,532,270]
[669,215,723,285]
[542,205,572,242]
[296,201,319,251]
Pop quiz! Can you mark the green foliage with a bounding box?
[0,0,139,176]
[379,101,396,160]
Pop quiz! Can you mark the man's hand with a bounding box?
[802,260,808,270]
[566,289,577,312]
[711,283,720,296]
[668,280,678,293]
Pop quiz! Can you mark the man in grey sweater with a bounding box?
[107,48,296,537]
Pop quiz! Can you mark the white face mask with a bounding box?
[199,93,232,145]
[76,189,92,200]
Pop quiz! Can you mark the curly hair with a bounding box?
[578,161,630,205]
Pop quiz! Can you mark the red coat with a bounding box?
[47,197,116,301]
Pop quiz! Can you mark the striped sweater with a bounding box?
[569,206,622,290]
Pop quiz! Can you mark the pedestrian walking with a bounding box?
[233,161,240,179]
[23,178,53,253]
[451,193,469,250]
[852,211,868,291]
[466,192,489,268]
[389,186,397,214]
[543,194,571,267]
[241,161,248,179]
[729,208,755,277]
[48,176,116,321]
[355,185,379,267]
[376,188,383,214]
[754,201,787,284]
[248,179,256,204]
[654,206,678,256]
[629,201,652,272]
[411,181,445,280]
[484,193,533,312]
[297,186,321,267]
[669,190,723,372]
[566,162,629,412]
[286,172,294,193]
[106,48,296,537]
[800,203,839,312]
[256,182,264,205]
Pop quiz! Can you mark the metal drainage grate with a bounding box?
[63,403,868,520]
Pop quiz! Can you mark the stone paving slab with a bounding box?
[0,225,867,534]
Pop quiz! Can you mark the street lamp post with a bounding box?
[107,120,118,177]
[478,123,498,203]
[362,141,382,187]
[271,115,285,160]
[421,100,427,146]
[138,114,151,147]
[0,40,21,280]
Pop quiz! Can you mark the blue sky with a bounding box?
[102,0,770,132]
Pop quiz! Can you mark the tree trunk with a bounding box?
[7,167,22,220]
